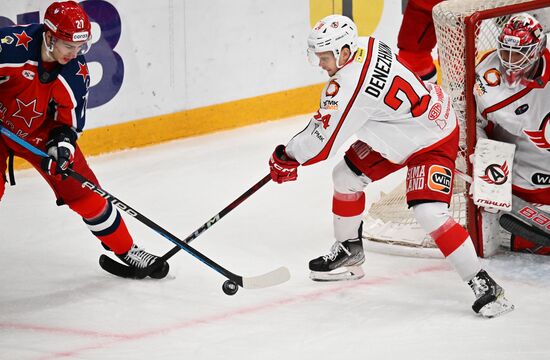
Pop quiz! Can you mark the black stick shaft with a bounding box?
[159,174,272,262]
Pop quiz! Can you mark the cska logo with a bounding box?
[523,112,550,151]
[480,161,510,185]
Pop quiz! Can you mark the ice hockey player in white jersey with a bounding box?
[475,13,550,254]
[268,14,513,317]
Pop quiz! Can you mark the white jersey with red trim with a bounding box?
[286,37,457,166]
[474,50,550,195]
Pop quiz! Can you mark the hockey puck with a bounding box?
[222,280,239,295]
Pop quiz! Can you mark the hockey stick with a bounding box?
[131,174,274,275]
[0,126,290,289]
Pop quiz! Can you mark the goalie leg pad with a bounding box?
[511,235,550,255]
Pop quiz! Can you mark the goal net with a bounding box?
[363,0,550,258]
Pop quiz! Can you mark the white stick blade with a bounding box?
[242,266,290,289]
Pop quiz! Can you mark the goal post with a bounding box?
[362,0,550,258]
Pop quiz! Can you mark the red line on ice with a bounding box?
[2,264,449,359]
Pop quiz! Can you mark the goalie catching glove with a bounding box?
[40,126,77,180]
[269,145,299,183]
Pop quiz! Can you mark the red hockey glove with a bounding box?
[269,145,299,184]
[40,126,77,180]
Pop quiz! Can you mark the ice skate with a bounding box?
[309,239,365,281]
[468,269,514,318]
[117,244,169,279]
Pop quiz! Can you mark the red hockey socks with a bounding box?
[69,194,133,254]
[333,191,365,242]
[333,191,365,217]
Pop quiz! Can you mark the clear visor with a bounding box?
[307,47,320,66]
[56,39,90,55]
[53,37,91,56]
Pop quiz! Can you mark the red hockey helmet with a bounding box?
[497,13,546,87]
[44,1,91,54]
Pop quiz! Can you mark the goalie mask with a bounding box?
[43,1,92,56]
[307,15,358,69]
[497,13,546,87]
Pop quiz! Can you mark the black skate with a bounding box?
[468,269,514,318]
[309,239,365,281]
[117,244,170,279]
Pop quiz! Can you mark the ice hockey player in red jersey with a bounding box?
[268,14,513,317]
[474,13,550,254]
[0,1,168,278]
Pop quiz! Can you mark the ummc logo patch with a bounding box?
[322,99,338,110]
[428,165,452,194]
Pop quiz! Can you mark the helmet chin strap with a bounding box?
[42,32,56,61]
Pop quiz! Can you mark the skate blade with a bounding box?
[478,295,515,318]
[310,266,365,282]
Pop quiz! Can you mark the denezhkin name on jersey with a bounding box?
[364,41,393,99]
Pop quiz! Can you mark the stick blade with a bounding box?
[99,255,144,279]
[241,266,291,289]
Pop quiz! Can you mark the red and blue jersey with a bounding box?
[0,23,89,145]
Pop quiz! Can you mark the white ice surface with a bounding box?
[1,115,549,360]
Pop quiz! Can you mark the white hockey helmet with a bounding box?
[497,13,546,87]
[307,15,358,68]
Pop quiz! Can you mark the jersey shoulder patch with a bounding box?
[475,52,504,97]
[0,24,42,63]
[354,47,366,63]
[321,79,341,110]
